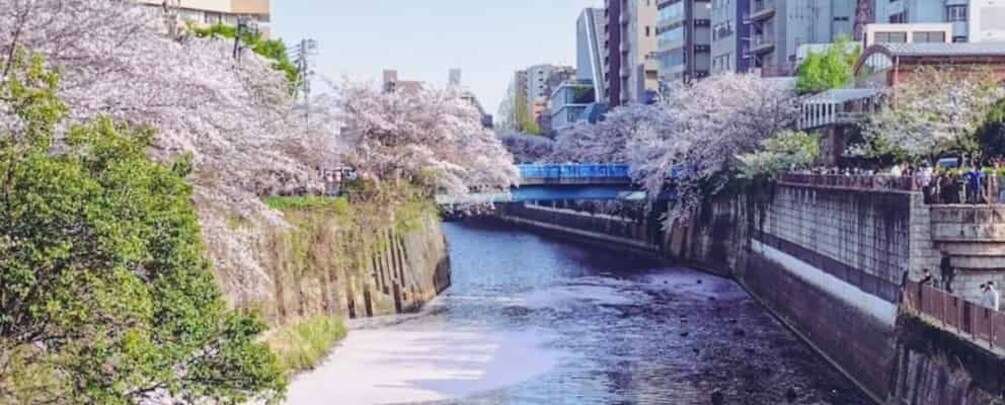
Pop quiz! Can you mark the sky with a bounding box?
[272,0,602,116]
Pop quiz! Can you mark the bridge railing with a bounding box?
[518,164,631,180]
[779,173,922,193]
[904,281,1005,350]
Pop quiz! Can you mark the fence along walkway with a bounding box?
[904,281,1005,351]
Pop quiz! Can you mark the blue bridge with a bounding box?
[436,164,645,204]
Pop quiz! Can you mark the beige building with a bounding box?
[137,0,271,37]
[623,0,659,104]
[863,23,953,47]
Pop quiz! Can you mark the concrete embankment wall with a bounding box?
[670,185,906,402]
[497,183,1005,403]
[243,206,450,326]
[493,203,661,254]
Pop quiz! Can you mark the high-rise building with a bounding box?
[623,0,660,104]
[137,0,272,37]
[657,0,712,84]
[710,0,751,74]
[747,0,856,75]
[525,64,557,108]
[604,0,624,106]
[577,8,607,98]
[872,0,1005,43]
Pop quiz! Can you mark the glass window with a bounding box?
[657,25,685,48]
[947,5,967,22]
[953,35,968,43]
[658,1,685,22]
[889,12,907,23]
[912,31,946,43]
[874,31,907,43]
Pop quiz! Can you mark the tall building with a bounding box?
[623,0,660,104]
[711,0,751,74]
[577,8,607,98]
[137,0,272,37]
[872,0,1005,43]
[657,0,712,84]
[747,0,856,75]
[604,0,624,106]
[525,64,558,108]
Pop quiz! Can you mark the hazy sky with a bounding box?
[272,0,602,115]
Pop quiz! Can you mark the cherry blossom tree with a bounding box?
[0,0,329,301]
[551,103,668,163]
[626,73,799,219]
[498,131,555,163]
[335,81,518,196]
[853,67,1004,161]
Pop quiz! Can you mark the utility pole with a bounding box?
[291,38,317,126]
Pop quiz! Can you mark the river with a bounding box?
[285,222,871,404]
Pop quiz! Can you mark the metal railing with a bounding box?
[779,173,923,192]
[518,164,631,180]
[904,281,1005,349]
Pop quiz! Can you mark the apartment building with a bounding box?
[747,0,856,75]
[710,0,751,74]
[138,0,270,32]
[657,0,712,83]
[624,0,660,104]
[604,0,623,106]
[873,0,1005,43]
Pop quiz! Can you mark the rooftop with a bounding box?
[805,88,881,104]
[877,42,1005,57]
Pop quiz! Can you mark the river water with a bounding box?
[286,222,871,404]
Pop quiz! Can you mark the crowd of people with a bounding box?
[799,161,1005,205]
[919,251,1001,311]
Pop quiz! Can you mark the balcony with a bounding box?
[749,35,775,54]
[658,13,686,29]
[745,0,775,22]
[759,63,795,77]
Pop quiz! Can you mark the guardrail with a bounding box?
[779,173,923,192]
[904,281,1005,349]
[518,164,631,180]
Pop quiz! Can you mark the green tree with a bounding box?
[192,23,300,91]
[796,36,861,95]
[0,50,285,403]
[976,98,1005,160]
[737,130,821,181]
[512,89,541,135]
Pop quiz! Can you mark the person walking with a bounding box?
[940,251,956,293]
[965,165,984,204]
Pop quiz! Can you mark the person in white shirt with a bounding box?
[988,282,1001,311]
[890,164,903,177]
